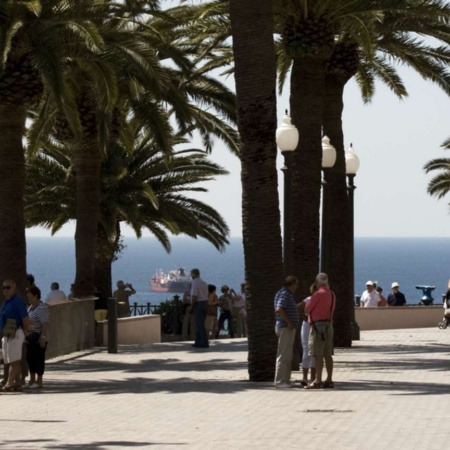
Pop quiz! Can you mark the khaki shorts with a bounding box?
[2,328,25,364]
[308,322,334,357]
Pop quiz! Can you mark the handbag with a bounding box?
[26,331,41,344]
[312,320,330,341]
[3,318,17,338]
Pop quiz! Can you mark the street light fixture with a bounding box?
[345,143,360,340]
[276,111,299,276]
[320,136,336,274]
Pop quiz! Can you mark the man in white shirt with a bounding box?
[190,268,209,348]
[44,282,68,304]
[360,281,380,307]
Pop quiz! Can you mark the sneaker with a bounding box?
[275,383,292,389]
[29,384,42,389]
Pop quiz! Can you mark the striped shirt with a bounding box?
[27,302,49,334]
[274,287,299,328]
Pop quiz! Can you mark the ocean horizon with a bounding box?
[25,236,450,306]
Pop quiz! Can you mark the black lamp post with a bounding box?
[276,112,299,276]
[345,143,360,340]
[320,136,336,274]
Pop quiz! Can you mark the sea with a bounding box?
[26,236,450,305]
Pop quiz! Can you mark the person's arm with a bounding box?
[127,284,136,295]
[276,306,295,329]
[22,316,31,335]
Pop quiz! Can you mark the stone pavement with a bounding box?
[1,328,450,450]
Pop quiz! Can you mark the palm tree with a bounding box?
[229,0,282,381]
[28,1,239,297]
[321,2,450,346]
[24,130,230,298]
[0,0,112,294]
[424,138,450,205]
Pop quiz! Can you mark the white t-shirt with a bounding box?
[44,289,68,304]
[360,289,379,308]
[190,277,208,302]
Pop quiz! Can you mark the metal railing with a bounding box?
[129,296,183,335]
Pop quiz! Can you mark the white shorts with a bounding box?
[1,328,25,364]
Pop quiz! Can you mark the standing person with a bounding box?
[205,284,219,338]
[376,286,387,307]
[25,286,49,389]
[0,280,30,391]
[113,280,136,318]
[387,282,407,306]
[273,275,299,389]
[298,283,317,386]
[181,286,194,340]
[44,282,67,304]
[305,273,335,389]
[190,268,209,348]
[215,285,235,339]
[231,286,247,338]
[360,281,380,307]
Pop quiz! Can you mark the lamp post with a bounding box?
[276,112,299,276]
[320,136,337,274]
[345,143,360,340]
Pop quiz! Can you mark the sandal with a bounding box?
[304,381,323,389]
[323,380,334,389]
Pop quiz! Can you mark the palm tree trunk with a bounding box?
[322,74,352,347]
[230,0,282,381]
[290,58,325,297]
[72,140,102,297]
[94,223,117,299]
[0,105,27,296]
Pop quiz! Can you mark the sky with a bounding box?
[26,63,450,239]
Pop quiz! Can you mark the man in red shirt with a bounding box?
[305,273,335,389]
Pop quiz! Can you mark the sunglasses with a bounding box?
[2,286,11,290]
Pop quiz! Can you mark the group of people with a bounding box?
[274,272,335,389]
[360,281,407,307]
[182,269,247,348]
[0,275,52,392]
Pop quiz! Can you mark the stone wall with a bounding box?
[355,305,444,330]
[46,298,96,359]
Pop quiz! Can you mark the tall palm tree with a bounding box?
[0,0,111,294]
[24,130,230,298]
[229,0,282,381]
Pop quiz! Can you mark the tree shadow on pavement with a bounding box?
[336,379,450,396]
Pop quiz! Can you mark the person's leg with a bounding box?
[194,301,208,347]
[26,343,37,386]
[314,356,324,383]
[35,344,47,387]
[182,305,192,340]
[274,327,296,386]
[226,311,234,338]
[21,343,28,383]
[324,355,333,383]
[216,313,225,338]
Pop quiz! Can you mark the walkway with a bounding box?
[2,328,450,449]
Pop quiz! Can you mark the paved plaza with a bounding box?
[1,328,450,449]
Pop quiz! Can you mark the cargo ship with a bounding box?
[149,268,191,293]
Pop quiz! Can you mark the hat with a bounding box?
[221,284,229,291]
[391,282,399,288]
[366,280,374,286]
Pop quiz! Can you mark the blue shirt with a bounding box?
[274,287,299,328]
[0,293,28,329]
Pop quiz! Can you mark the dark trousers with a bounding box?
[216,310,234,338]
[194,301,209,347]
[26,342,47,375]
